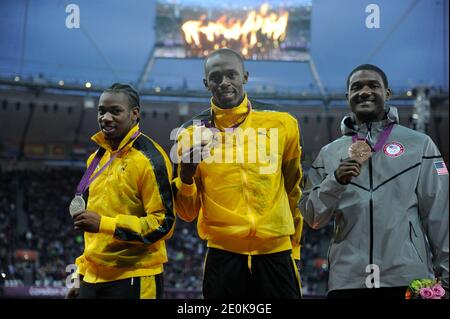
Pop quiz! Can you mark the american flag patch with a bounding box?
[434,161,448,175]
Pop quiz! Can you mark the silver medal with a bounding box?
[69,195,85,217]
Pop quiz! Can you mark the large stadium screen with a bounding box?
[155,0,312,61]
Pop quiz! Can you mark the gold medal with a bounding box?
[348,140,372,163]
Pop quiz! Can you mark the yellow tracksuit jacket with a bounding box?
[75,124,175,283]
[173,96,303,259]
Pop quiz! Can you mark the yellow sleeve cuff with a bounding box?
[174,177,197,196]
[99,216,117,235]
[292,244,301,260]
[75,255,86,276]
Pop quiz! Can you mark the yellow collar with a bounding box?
[211,95,250,131]
[91,124,140,152]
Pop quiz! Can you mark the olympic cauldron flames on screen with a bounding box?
[155,0,312,61]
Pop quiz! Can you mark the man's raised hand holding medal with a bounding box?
[179,123,215,185]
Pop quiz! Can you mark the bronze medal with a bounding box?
[348,140,372,163]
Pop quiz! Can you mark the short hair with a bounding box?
[346,64,388,89]
[103,83,140,109]
[204,48,245,74]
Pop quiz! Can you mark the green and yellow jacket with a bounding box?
[173,95,304,259]
[76,124,175,283]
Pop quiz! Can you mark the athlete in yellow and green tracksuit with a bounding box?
[174,96,303,256]
[173,48,304,299]
[67,84,174,299]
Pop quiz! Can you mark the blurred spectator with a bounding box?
[0,170,17,286]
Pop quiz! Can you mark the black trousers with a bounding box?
[78,274,164,299]
[203,248,302,299]
[327,286,408,299]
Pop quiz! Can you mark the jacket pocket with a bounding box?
[409,221,424,263]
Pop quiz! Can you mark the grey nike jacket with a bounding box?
[299,106,449,292]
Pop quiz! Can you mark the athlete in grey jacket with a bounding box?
[300,64,449,298]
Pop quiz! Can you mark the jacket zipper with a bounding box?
[242,168,256,237]
[369,157,374,266]
[237,130,256,238]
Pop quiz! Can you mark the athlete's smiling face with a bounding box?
[97,92,139,148]
[346,69,391,124]
[203,52,249,109]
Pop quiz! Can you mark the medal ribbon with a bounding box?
[202,101,252,131]
[75,130,140,196]
[352,123,394,152]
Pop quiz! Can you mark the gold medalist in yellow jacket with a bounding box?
[173,96,303,259]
